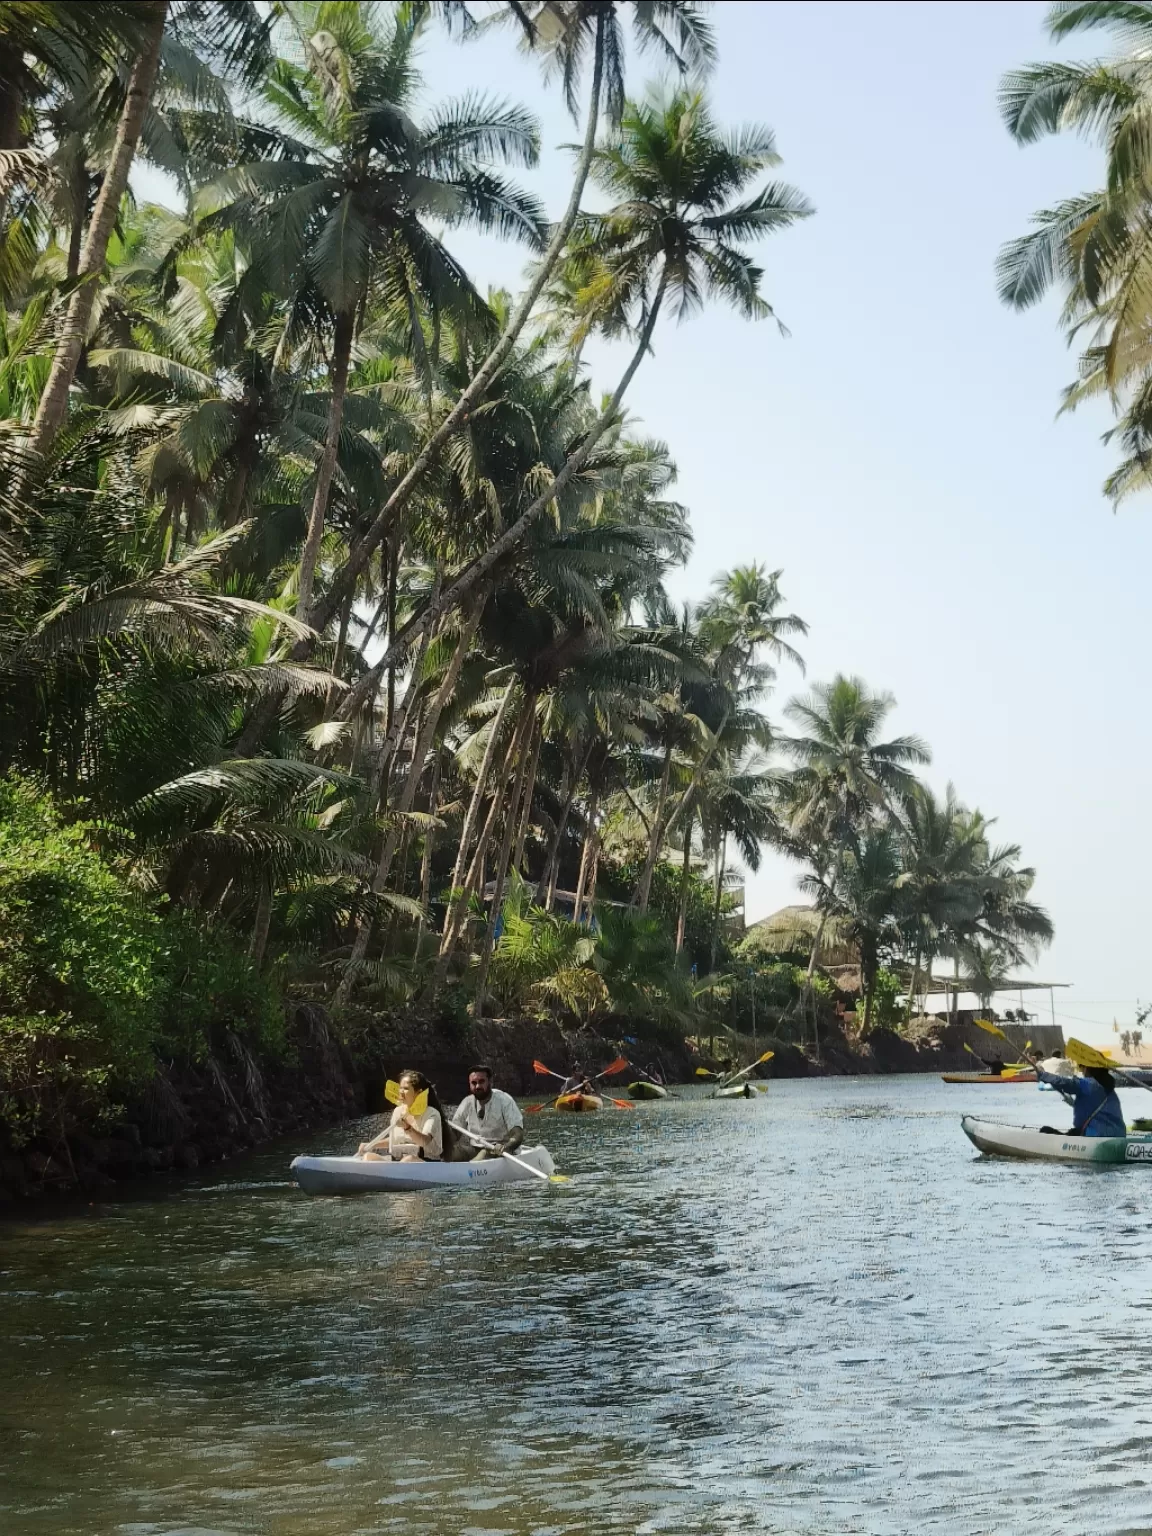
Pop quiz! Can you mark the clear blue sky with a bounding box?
[138,2,1147,1039]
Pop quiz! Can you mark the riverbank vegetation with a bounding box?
[0,1,1053,1149]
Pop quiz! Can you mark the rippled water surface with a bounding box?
[4,1075,1152,1535]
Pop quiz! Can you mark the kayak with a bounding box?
[627,1081,667,1100]
[961,1116,1152,1165]
[291,1145,556,1193]
[713,1082,765,1100]
[941,1071,1037,1084]
[555,1092,602,1112]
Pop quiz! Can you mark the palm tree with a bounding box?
[337,84,812,690]
[201,1,547,621]
[997,2,1152,494]
[25,2,273,462]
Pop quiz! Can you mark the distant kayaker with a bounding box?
[359,1070,447,1162]
[975,1052,1005,1077]
[561,1065,595,1095]
[1035,1062,1126,1137]
[453,1066,524,1161]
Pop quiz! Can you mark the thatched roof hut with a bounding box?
[742,905,857,968]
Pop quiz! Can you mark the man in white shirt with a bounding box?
[453,1065,524,1160]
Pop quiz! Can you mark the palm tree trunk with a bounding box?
[512,714,542,874]
[675,809,695,955]
[472,704,537,1011]
[418,752,441,938]
[336,609,479,1004]
[65,160,87,283]
[633,744,672,911]
[709,831,727,972]
[385,536,398,733]
[538,736,593,908]
[449,678,517,901]
[573,780,600,923]
[296,307,354,619]
[27,1,168,463]
[302,14,608,636]
[906,948,921,1024]
[249,883,273,971]
[324,587,355,720]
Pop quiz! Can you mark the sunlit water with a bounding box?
[3,1076,1152,1536]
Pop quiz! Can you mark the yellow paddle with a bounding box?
[963,1042,1032,1073]
[385,1080,429,1117]
[1065,1037,1152,1093]
[710,1050,774,1097]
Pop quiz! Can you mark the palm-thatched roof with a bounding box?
[743,905,856,967]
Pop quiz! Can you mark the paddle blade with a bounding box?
[1066,1036,1112,1070]
[410,1090,428,1118]
[608,1097,636,1110]
[599,1056,630,1079]
[532,1060,554,1076]
[695,1067,716,1079]
[525,1103,547,1114]
[548,1174,572,1183]
[384,1079,401,1105]
[973,1018,1009,1041]
[757,1050,775,1063]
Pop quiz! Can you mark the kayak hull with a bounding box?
[555,1092,602,1112]
[961,1117,1152,1165]
[627,1081,667,1100]
[941,1071,1037,1084]
[291,1145,556,1193]
[714,1082,763,1099]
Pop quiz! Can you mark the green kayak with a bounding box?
[627,1080,668,1100]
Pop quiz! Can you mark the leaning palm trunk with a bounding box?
[249,882,273,971]
[572,780,601,922]
[472,703,538,1011]
[296,308,354,619]
[27,1,168,462]
[418,752,441,938]
[304,16,608,636]
[633,744,672,910]
[511,715,542,873]
[538,736,594,908]
[675,808,695,954]
[709,831,727,972]
[336,609,479,1004]
[449,678,518,899]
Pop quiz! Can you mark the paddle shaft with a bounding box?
[447,1120,557,1182]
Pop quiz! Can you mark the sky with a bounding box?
[136,1,1149,1040]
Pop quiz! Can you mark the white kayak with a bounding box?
[961,1116,1152,1166]
[713,1082,767,1100]
[291,1145,556,1194]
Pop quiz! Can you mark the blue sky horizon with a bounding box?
[135,1,1148,1042]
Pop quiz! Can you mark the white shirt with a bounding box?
[388,1104,443,1160]
[452,1088,523,1146]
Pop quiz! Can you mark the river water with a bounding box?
[2,1075,1152,1536]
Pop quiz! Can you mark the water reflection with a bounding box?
[3,1078,1152,1533]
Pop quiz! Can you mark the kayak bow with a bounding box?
[291,1145,557,1193]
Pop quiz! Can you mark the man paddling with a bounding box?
[454,1066,524,1161]
[1035,1060,1125,1137]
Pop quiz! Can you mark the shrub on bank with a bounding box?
[0,777,280,1144]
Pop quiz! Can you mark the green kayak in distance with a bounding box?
[627,1080,668,1100]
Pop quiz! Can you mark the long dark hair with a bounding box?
[398,1070,456,1161]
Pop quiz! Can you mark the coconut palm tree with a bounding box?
[342,83,812,688]
[997,2,1152,494]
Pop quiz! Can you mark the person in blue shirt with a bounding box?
[1036,1063,1125,1137]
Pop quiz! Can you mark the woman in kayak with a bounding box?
[1035,1062,1125,1137]
[358,1071,449,1162]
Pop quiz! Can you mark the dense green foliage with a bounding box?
[0,777,279,1140]
[0,2,1055,1141]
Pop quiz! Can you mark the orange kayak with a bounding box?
[941,1071,1037,1084]
[555,1092,603,1112]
